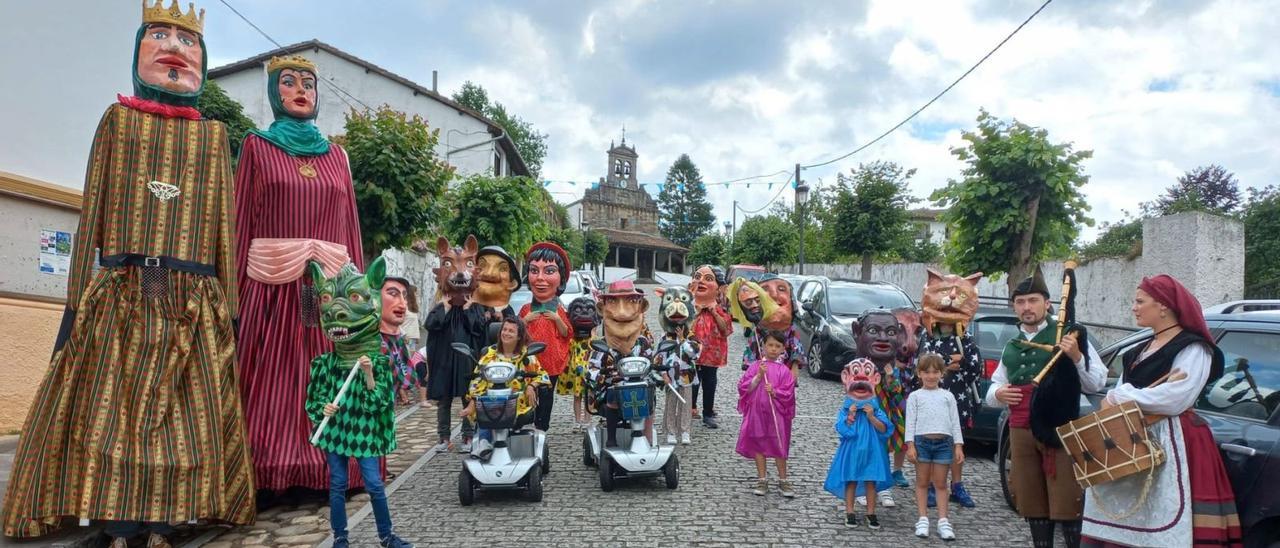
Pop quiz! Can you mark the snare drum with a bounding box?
[1056,400,1165,488]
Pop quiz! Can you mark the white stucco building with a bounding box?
[209,40,528,179]
[909,208,949,246]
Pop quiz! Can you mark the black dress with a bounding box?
[424,303,486,399]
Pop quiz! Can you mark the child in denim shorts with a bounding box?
[905,353,965,541]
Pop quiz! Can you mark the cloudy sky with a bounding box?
[200,0,1280,241]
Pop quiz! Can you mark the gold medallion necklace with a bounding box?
[296,157,318,178]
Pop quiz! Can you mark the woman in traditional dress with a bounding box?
[1081,275,1242,547]
[235,54,368,492]
[3,3,254,544]
[521,243,572,432]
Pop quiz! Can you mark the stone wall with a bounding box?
[779,212,1244,347]
[582,185,659,234]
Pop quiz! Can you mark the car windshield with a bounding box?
[565,276,581,294]
[970,317,1023,357]
[828,284,913,316]
[733,269,767,282]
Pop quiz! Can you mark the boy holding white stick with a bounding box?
[304,257,412,548]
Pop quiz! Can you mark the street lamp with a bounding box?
[581,219,594,279]
[795,182,810,275]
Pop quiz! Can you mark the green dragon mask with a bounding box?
[309,256,387,358]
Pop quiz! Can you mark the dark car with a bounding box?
[794,277,915,378]
[994,309,1280,545]
[727,264,768,283]
[963,301,1026,444]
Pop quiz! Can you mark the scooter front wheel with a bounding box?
[542,441,551,474]
[582,433,595,468]
[525,463,544,502]
[458,465,476,506]
[599,453,615,492]
[663,453,680,489]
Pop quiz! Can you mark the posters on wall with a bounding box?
[39,229,72,275]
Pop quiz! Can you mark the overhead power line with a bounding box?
[217,0,375,112]
[801,0,1054,170]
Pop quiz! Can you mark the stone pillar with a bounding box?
[633,247,638,270]
[666,252,672,272]
[1139,211,1244,307]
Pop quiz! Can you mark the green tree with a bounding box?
[451,81,549,178]
[1143,164,1242,217]
[446,175,551,257]
[831,162,918,280]
[196,80,256,162]
[769,183,840,264]
[656,154,717,248]
[583,230,608,270]
[1078,215,1144,262]
[931,110,1093,292]
[546,227,585,271]
[729,215,797,270]
[1244,186,1280,298]
[340,106,454,261]
[687,233,728,268]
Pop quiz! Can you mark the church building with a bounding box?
[565,139,687,282]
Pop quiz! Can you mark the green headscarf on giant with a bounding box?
[249,67,331,157]
[131,24,207,107]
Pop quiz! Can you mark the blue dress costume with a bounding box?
[823,396,894,498]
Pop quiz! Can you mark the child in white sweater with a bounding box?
[905,353,965,541]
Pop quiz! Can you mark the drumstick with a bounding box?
[1147,369,1187,388]
[311,359,363,445]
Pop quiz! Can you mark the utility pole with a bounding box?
[795,164,804,275]
[731,200,737,241]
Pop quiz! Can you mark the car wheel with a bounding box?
[582,433,595,468]
[998,425,1014,511]
[806,340,825,379]
[458,465,475,506]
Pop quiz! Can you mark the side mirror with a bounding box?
[590,339,611,354]
[526,342,547,356]
[450,342,473,357]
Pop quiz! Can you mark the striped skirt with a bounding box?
[238,277,369,491]
[2,268,255,537]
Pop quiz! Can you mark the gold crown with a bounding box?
[142,0,205,35]
[266,55,318,74]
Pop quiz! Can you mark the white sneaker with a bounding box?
[879,489,896,507]
[680,432,691,445]
[666,434,677,445]
[938,518,956,540]
[915,516,930,538]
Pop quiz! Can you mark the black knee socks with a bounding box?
[1028,518,1055,548]
[1058,519,1082,548]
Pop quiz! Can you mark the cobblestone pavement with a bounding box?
[183,399,440,548]
[349,285,1035,547]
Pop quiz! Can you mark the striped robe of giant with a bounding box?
[2,103,255,537]
[234,134,367,491]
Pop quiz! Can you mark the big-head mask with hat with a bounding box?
[756,273,795,331]
[248,54,330,157]
[474,245,520,309]
[597,280,648,351]
[524,242,570,311]
[134,0,207,106]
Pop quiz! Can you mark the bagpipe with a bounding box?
[1013,261,1091,447]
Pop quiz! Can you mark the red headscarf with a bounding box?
[1137,274,1212,343]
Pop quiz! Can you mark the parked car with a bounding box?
[727,264,767,283]
[994,309,1280,545]
[508,289,533,316]
[963,302,1025,444]
[794,277,915,378]
[558,271,598,308]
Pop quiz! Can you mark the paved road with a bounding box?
[350,286,1033,546]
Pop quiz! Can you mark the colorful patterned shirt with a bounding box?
[692,305,732,367]
[306,353,397,458]
[743,324,807,371]
[468,346,548,416]
[381,332,412,390]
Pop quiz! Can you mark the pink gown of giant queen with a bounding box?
[736,359,797,459]
[235,133,367,491]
